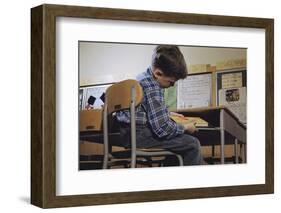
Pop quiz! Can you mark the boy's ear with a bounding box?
[154,68,163,77]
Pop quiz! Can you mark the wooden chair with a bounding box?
[103,79,184,168]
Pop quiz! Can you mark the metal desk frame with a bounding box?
[177,106,247,164]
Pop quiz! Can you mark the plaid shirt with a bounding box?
[116,68,184,139]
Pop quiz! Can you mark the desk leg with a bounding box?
[239,143,247,163]
[243,143,247,163]
[212,145,215,158]
[220,109,225,164]
[234,139,238,163]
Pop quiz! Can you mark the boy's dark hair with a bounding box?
[151,45,188,80]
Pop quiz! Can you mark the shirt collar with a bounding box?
[147,66,162,89]
[147,66,153,76]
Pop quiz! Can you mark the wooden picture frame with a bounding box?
[31,4,274,208]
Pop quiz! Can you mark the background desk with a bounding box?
[177,106,247,164]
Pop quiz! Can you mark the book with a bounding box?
[170,115,208,127]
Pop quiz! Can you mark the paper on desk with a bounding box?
[170,115,208,127]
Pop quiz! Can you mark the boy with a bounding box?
[116,45,203,166]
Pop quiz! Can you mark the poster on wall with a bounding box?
[216,70,247,124]
[218,87,247,123]
[177,73,212,109]
[80,84,111,110]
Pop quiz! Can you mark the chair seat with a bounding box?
[138,148,176,152]
[111,148,178,157]
[136,149,181,157]
[80,131,121,144]
[110,147,183,166]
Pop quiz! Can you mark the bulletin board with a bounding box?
[216,69,247,124]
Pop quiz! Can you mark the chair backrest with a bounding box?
[105,79,143,114]
[100,80,143,169]
[79,109,103,131]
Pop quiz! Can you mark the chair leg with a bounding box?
[102,155,108,169]
[131,149,136,168]
[175,154,184,166]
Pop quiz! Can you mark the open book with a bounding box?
[170,115,208,127]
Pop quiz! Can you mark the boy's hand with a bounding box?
[170,112,184,118]
[183,122,198,134]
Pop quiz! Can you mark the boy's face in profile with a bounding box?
[153,68,177,88]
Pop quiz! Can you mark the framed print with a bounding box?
[31,4,274,208]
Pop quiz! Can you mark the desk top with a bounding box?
[176,106,246,129]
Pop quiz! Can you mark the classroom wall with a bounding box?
[79,42,246,86]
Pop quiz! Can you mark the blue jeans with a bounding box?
[120,126,203,166]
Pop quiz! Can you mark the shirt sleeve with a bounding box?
[145,88,185,139]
